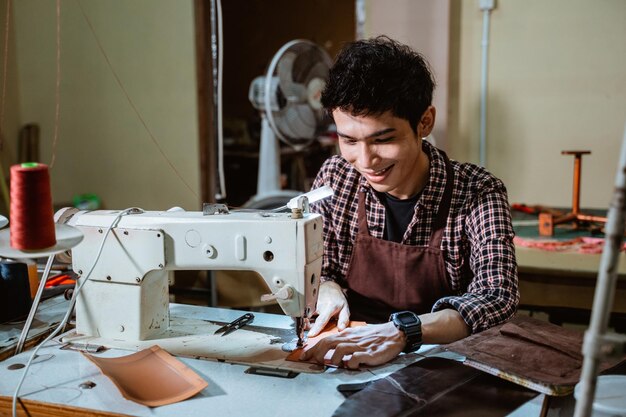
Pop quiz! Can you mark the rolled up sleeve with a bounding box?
[433,183,519,333]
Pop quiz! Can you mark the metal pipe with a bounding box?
[355,0,366,40]
[573,124,626,417]
[479,8,492,167]
[209,0,226,201]
[15,256,55,355]
[572,154,582,215]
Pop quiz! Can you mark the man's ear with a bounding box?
[418,106,436,137]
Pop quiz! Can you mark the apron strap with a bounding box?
[357,190,370,237]
[356,150,454,245]
[429,151,454,248]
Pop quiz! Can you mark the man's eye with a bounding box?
[342,138,358,145]
[375,137,394,143]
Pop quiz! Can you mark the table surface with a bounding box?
[513,215,626,277]
[516,245,626,278]
[512,217,626,316]
[0,296,68,362]
[0,302,555,417]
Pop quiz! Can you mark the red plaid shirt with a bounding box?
[311,141,519,333]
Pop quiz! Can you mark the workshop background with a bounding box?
[0,0,624,306]
[1,0,624,212]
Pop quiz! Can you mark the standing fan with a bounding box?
[247,39,332,208]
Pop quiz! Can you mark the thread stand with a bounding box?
[0,163,84,356]
[538,151,607,236]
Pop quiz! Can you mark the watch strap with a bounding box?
[390,311,423,353]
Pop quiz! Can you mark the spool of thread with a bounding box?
[0,260,32,323]
[10,163,57,250]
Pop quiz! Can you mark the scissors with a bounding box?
[214,313,255,336]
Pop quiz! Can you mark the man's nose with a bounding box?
[357,144,378,168]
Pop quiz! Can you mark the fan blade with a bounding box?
[302,61,330,84]
[274,107,303,140]
[277,52,307,101]
[285,104,317,140]
[260,39,333,148]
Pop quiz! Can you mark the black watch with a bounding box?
[389,311,422,353]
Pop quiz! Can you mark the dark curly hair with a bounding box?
[321,36,435,133]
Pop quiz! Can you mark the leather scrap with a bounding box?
[332,356,537,417]
[444,315,626,395]
[83,345,207,407]
[286,321,366,366]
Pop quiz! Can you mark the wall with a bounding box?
[454,0,626,208]
[219,0,355,206]
[365,0,451,149]
[366,0,626,209]
[12,0,200,211]
[7,1,625,212]
[221,0,355,121]
[0,0,21,215]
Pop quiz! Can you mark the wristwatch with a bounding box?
[389,311,422,353]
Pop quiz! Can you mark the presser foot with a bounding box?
[281,316,308,352]
[295,316,306,347]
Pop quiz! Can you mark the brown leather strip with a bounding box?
[357,189,370,237]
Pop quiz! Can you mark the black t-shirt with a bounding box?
[375,191,420,243]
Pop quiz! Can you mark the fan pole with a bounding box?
[257,115,282,197]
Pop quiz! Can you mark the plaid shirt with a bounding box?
[311,141,519,333]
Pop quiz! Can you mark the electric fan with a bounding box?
[246,39,333,209]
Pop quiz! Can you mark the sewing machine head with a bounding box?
[56,205,323,345]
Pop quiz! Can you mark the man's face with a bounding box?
[334,109,429,199]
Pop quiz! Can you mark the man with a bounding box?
[300,36,519,369]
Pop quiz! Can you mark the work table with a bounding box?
[0,303,425,417]
[0,302,561,417]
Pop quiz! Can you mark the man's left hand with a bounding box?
[300,321,406,369]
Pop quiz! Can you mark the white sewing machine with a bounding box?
[56,203,323,350]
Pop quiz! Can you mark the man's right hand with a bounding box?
[307,281,350,337]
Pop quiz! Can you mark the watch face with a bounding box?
[397,312,419,326]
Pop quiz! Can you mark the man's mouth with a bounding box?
[363,164,394,181]
[374,166,392,175]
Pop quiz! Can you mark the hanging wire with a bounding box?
[0,0,11,213]
[210,0,226,201]
[75,0,198,199]
[49,0,61,169]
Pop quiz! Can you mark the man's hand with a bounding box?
[300,322,406,369]
[308,281,350,337]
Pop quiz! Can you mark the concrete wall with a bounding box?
[455,0,626,209]
[5,0,625,212]
[366,0,626,209]
[11,0,200,211]
[365,0,451,149]
[0,0,21,215]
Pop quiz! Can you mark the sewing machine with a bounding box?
[56,204,323,349]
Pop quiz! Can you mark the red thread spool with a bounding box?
[10,163,57,250]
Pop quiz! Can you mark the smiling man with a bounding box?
[301,36,519,369]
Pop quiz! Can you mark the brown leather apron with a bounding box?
[345,153,455,323]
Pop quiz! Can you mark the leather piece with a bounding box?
[286,321,366,365]
[83,345,207,406]
[332,357,537,417]
[444,315,626,390]
[499,320,582,360]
